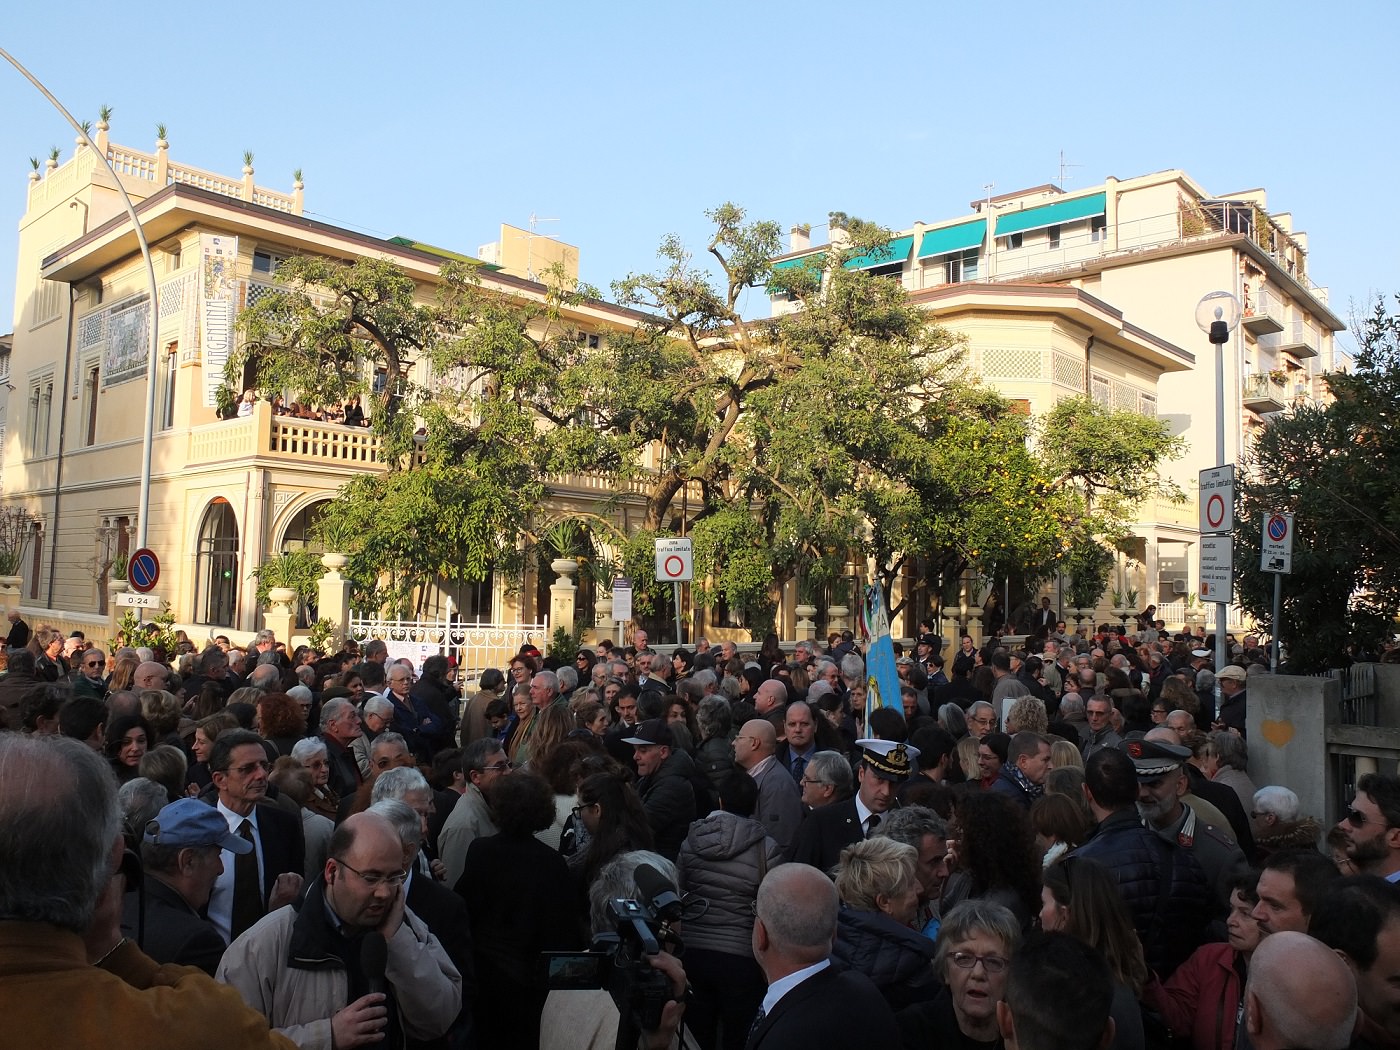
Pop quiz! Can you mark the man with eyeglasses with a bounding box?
[735,718,803,856]
[72,647,111,701]
[1082,695,1122,760]
[1333,773,1400,882]
[966,701,998,740]
[218,810,461,1049]
[799,751,851,810]
[438,739,509,889]
[205,730,305,944]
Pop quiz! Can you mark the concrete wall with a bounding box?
[1248,672,1341,826]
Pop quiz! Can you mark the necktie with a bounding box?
[865,814,881,836]
[746,1007,767,1049]
[792,755,806,782]
[231,818,262,938]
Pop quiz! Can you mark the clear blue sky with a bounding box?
[2,0,1395,350]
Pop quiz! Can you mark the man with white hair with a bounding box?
[1252,785,1321,859]
[352,696,396,780]
[371,767,442,881]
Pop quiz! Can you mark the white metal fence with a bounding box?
[348,615,549,681]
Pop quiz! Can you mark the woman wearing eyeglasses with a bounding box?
[894,899,1020,1048]
[1040,857,1148,1050]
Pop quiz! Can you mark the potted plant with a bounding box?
[0,509,33,597]
[541,519,582,578]
[253,549,324,609]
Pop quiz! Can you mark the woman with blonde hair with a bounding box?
[1005,695,1048,735]
[954,735,981,782]
[832,836,939,1009]
[1049,738,1083,770]
[108,653,140,694]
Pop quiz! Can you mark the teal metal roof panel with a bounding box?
[995,192,1106,237]
[916,219,987,259]
[842,234,915,271]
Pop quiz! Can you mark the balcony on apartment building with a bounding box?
[184,400,691,500]
[1242,372,1289,414]
[1259,319,1321,360]
[1241,288,1285,335]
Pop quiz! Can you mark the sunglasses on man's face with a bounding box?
[1345,808,1387,828]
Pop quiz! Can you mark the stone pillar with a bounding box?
[1249,674,1342,829]
[106,578,128,644]
[549,559,578,637]
[0,575,23,618]
[826,605,849,635]
[317,554,352,651]
[794,605,818,644]
[263,587,296,646]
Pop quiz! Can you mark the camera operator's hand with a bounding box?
[641,951,687,1050]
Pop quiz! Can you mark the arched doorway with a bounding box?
[194,499,239,626]
[277,499,331,627]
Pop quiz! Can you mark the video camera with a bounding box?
[542,863,690,1045]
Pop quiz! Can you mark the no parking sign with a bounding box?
[1261,512,1294,574]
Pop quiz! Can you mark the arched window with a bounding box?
[279,500,331,627]
[194,499,239,626]
[280,500,330,552]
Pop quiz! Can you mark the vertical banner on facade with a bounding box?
[200,234,239,407]
[858,583,901,730]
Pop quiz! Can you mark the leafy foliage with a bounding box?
[252,549,325,608]
[1237,296,1400,669]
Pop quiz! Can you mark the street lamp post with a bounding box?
[1195,291,1241,699]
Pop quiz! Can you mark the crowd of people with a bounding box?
[0,613,1394,1050]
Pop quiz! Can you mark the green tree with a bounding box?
[1237,296,1400,669]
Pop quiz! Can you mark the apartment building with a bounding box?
[771,169,1346,609]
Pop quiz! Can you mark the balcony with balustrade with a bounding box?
[185,400,696,502]
[1263,319,1321,360]
[1242,287,1285,335]
[1242,372,1289,414]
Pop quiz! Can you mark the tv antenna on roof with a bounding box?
[524,212,560,281]
[1057,150,1082,188]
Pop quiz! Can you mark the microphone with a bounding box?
[361,931,388,998]
[634,863,683,923]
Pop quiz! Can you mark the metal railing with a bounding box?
[1243,372,1288,405]
[347,615,549,679]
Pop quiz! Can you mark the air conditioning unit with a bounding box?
[1171,579,1189,595]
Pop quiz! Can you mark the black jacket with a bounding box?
[1074,808,1212,978]
[121,876,226,975]
[831,907,940,1011]
[789,797,867,873]
[747,962,900,1050]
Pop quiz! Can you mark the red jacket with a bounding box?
[1143,942,1244,1050]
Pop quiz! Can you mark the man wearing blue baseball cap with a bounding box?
[123,797,253,975]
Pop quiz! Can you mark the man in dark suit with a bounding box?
[1030,596,1057,639]
[746,862,898,1049]
[204,729,306,944]
[789,737,919,873]
[123,797,251,975]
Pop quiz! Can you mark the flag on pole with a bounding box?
[859,583,901,732]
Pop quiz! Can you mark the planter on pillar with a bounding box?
[317,554,352,651]
[263,587,297,645]
[549,558,578,635]
[794,604,818,643]
[0,575,23,614]
[826,605,849,635]
[106,578,128,642]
